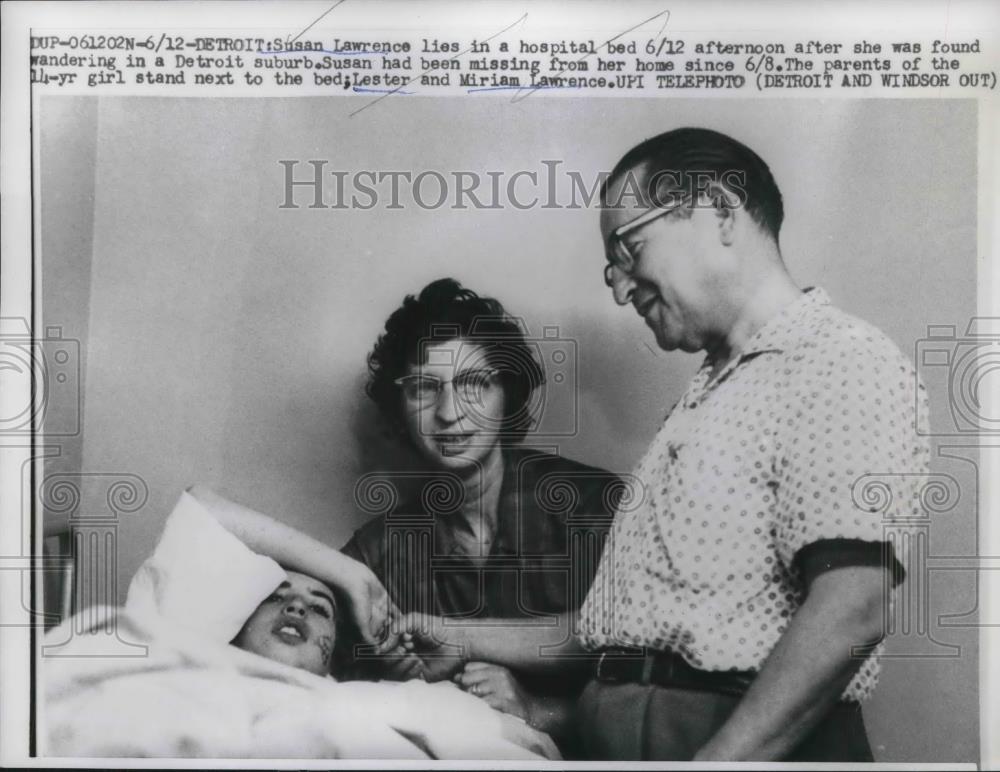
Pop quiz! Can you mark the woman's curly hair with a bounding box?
[367,278,545,445]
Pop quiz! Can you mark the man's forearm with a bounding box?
[413,612,591,675]
[693,566,887,761]
[468,614,590,674]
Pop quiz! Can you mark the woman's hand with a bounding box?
[454,662,531,723]
[340,562,400,653]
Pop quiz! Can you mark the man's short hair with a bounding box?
[602,127,784,244]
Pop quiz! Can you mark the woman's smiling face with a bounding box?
[400,339,506,474]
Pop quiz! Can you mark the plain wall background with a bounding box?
[40,95,978,762]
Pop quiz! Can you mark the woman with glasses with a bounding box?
[340,278,622,756]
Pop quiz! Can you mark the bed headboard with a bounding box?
[42,531,75,629]
[40,472,150,630]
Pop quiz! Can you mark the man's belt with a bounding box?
[592,647,755,698]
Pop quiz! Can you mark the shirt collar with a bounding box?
[738,286,831,359]
[690,287,830,392]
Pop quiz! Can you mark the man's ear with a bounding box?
[709,182,738,246]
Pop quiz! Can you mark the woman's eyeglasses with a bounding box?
[394,368,500,407]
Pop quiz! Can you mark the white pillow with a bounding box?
[125,491,286,643]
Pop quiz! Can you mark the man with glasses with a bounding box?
[400,128,929,761]
[569,126,929,760]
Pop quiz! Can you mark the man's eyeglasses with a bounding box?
[603,199,687,287]
[394,368,500,407]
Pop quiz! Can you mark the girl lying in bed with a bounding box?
[44,487,557,760]
[187,485,423,680]
[232,570,340,677]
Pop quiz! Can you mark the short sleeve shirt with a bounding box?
[578,288,930,702]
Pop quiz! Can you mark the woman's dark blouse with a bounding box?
[342,448,623,621]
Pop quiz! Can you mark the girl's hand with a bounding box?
[341,563,399,653]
